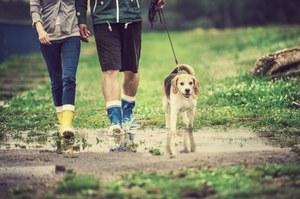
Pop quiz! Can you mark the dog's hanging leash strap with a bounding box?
[148,0,162,28]
[160,9,179,65]
[148,0,179,66]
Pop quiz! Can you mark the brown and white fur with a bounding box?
[162,64,200,158]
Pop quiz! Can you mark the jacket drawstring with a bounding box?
[124,22,132,29]
[106,21,112,31]
[106,21,133,31]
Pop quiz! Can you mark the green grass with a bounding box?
[28,163,297,198]
[1,26,300,134]
[1,25,300,198]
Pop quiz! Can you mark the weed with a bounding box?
[149,147,162,156]
[10,183,32,195]
[55,172,100,195]
[46,163,300,198]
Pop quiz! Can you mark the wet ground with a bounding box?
[1,128,278,153]
[0,128,299,197]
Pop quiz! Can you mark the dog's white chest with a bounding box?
[172,95,196,112]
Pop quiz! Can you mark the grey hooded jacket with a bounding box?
[30,0,79,34]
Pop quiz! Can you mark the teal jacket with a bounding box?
[76,0,142,24]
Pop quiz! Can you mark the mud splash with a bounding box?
[0,128,276,154]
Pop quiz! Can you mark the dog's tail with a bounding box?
[170,64,195,76]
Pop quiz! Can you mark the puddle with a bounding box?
[0,128,277,154]
[0,165,56,178]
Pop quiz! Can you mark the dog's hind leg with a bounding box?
[188,110,196,152]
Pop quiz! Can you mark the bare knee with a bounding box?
[104,70,118,77]
[124,71,139,81]
[103,70,119,82]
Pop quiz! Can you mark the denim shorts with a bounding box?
[93,22,142,73]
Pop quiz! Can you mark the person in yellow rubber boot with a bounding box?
[30,0,81,141]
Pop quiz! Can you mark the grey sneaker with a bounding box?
[123,117,139,131]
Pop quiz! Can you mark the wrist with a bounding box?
[35,21,44,32]
[79,23,87,28]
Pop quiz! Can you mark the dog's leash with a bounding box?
[148,0,179,66]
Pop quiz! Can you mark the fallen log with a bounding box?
[250,47,300,78]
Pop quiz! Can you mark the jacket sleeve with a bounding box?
[75,0,88,24]
[29,0,42,27]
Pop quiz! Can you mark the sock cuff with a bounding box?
[55,106,63,113]
[122,93,136,102]
[62,104,75,112]
[106,100,121,109]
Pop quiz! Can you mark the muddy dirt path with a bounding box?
[0,128,299,197]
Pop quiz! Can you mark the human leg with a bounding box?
[120,22,142,129]
[60,36,81,137]
[102,70,120,102]
[102,70,123,134]
[122,71,140,129]
[93,24,123,133]
[40,42,63,131]
[56,106,63,132]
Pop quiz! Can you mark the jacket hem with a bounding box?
[92,18,142,25]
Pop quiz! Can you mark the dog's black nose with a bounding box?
[185,89,190,93]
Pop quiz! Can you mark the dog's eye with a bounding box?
[189,82,193,85]
[180,82,184,86]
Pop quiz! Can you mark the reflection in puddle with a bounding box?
[0,165,68,179]
[0,165,56,177]
[0,128,277,154]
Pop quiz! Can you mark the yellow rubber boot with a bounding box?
[56,112,63,133]
[61,110,75,139]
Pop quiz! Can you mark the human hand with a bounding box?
[79,24,91,42]
[35,22,51,45]
[156,0,165,8]
[38,30,51,45]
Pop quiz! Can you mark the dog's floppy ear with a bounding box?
[171,76,179,94]
[193,78,200,95]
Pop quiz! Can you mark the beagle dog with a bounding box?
[162,64,200,158]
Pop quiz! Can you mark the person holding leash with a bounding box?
[76,0,165,134]
[30,0,81,141]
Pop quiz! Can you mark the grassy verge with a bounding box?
[0,54,47,101]
[1,25,299,144]
[1,25,300,198]
[11,163,300,198]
